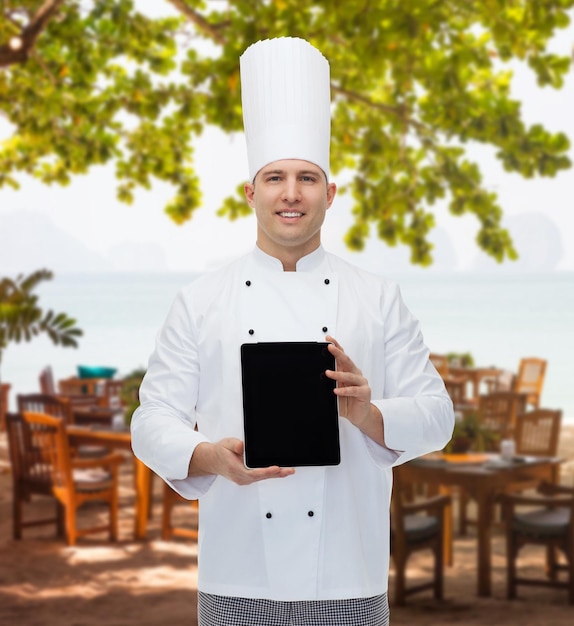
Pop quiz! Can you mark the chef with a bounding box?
[131,37,454,626]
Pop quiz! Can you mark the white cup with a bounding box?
[500,438,516,460]
[112,412,125,431]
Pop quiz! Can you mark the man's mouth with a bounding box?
[278,212,303,218]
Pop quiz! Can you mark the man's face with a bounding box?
[244,159,337,264]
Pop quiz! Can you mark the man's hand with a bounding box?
[189,438,295,485]
[325,335,386,447]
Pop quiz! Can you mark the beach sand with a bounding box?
[1,426,573,626]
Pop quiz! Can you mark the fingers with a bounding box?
[221,437,244,456]
[218,438,294,485]
[246,466,296,481]
[326,335,361,375]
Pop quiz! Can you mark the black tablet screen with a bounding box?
[240,342,340,468]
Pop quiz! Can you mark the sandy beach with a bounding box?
[1,426,573,626]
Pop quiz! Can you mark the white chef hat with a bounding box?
[240,37,331,181]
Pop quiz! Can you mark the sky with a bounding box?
[0,6,573,277]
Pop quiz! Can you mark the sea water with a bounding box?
[2,271,572,422]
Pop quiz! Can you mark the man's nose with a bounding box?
[282,179,301,203]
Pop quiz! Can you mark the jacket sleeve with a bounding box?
[130,289,216,500]
[370,281,455,466]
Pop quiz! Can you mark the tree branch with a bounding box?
[166,0,227,45]
[331,83,430,134]
[0,0,66,68]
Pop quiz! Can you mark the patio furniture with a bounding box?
[458,390,528,535]
[6,412,64,540]
[498,408,564,503]
[17,393,74,424]
[58,376,102,397]
[514,357,547,409]
[449,365,505,405]
[401,452,562,596]
[22,410,124,546]
[39,366,56,395]
[477,390,528,444]
[0,383,10,431]
[515,409,562,457]
[17,393,109,458]
[40,366,100,407]
[429,353,469,409]
[161,482,199,541]
[390,464,451,605]
[67,424,152,540]
[502,481,574,603]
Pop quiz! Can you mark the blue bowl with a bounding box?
[77,365,117,379]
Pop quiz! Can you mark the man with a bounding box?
[131,37,454,626]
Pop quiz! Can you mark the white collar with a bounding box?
[252,245,327,272]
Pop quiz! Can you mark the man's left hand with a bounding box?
[325,335,386,447]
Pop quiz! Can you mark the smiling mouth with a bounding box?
[278,211,303,218]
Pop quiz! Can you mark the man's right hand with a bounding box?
[188,438,295,485]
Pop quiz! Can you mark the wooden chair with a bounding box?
[477,390,528,444]
[6,412,64,540]
[429,353,449,378]
[390,465,451,605]
[514,357,547,409]
[39,366,56,395]
[102,379,125,405]
[22,410,124,546]
[515,409,562,457]
[41,366,100,407]
[498,409,564,503]
[502,481,574,603]
[161,482,199,541]
[458,391,528,534]
[0,382,10,431]
[17,393,74,424]
[58,376,101,397]
[429,353,468,409]
[17,393,109,457]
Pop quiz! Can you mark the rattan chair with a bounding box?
[514,357,547,409]
[515,409,562,457]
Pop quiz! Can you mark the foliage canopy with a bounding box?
[0,269,83,375]
[1,0,572,265]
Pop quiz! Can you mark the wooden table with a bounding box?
[449,366,503,403]
[72,405,116,427]
[67,424,151,540]
[401,453,563,597]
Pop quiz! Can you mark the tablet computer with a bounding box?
[240,341,340,468]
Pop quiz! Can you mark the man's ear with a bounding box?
[244,182,255,207]
[326,182,337,209]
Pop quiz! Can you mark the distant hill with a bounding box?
[0,209,112,274]
[0,210,169,274]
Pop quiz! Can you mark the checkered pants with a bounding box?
[198,592,389,626]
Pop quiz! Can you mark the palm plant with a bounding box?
[0,269,83,413]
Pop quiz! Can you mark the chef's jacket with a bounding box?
[131,245,454,601]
